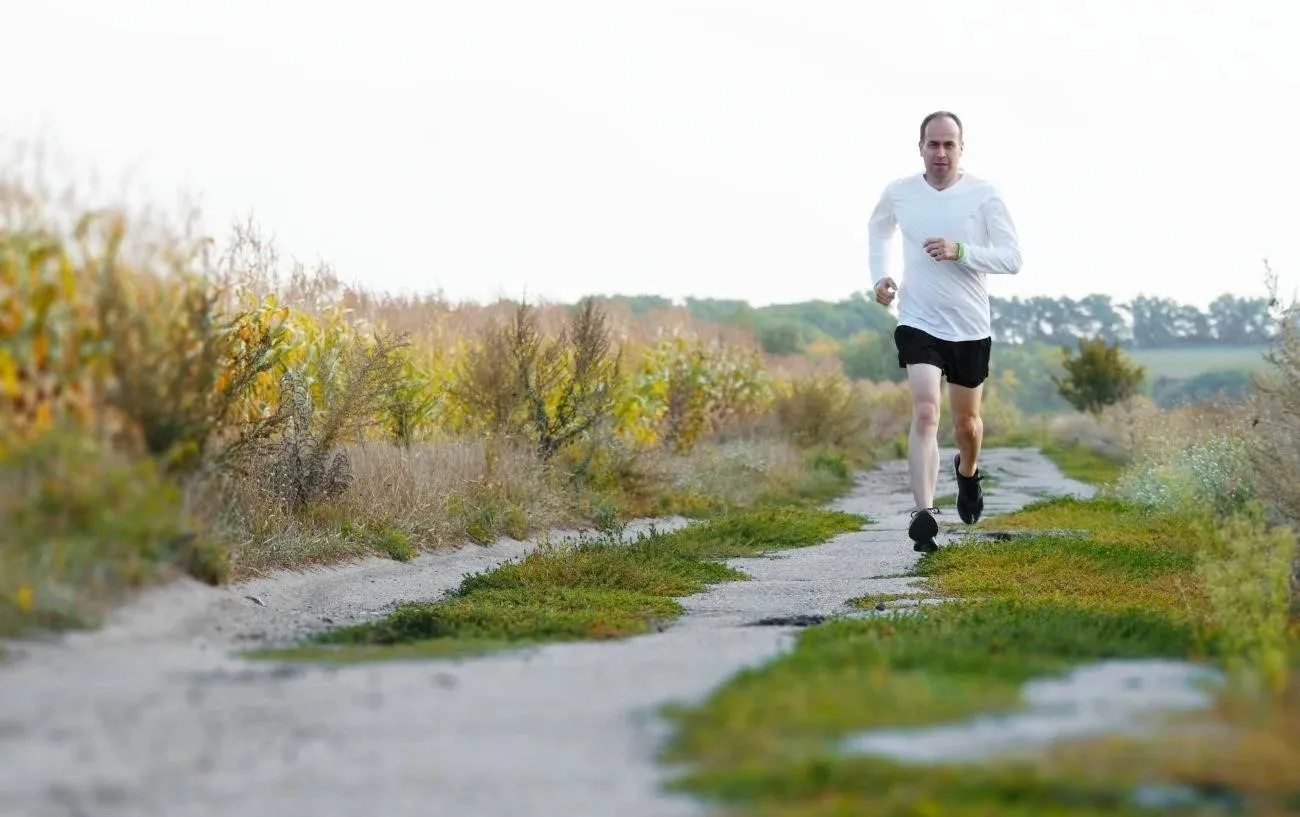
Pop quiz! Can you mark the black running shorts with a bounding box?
[893,324,992,389]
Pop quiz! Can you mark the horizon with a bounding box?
[3,1,1296,313]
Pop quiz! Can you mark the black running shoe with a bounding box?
[908,507,939,553]
[954,453,984,525]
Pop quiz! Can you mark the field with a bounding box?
[1125,344,1270,378]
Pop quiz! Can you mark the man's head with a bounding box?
[918,111,963,182]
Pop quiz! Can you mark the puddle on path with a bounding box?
[841,658,1224,763]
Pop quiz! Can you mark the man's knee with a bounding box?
[912,398,941,431]
[953,410,981,441]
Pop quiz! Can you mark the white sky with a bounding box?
[3,0,1297,310]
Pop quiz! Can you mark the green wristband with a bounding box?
[956,242,966,261]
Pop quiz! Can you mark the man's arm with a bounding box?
[955,190,1022,275]
[867,184,897,288]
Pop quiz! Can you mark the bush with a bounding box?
[1101,397,1255,517]
[1195,505,1296,693]
[632,334,773,455]
[1053,335,1146,416]
[773,371,871,457]
[0,428,226,636]
[447,298,622,461]
[1248,261,1300,528]
[266,333,408,513]
[839,330,905,383]
[95,229,294,473]
[1245,262,1300,609]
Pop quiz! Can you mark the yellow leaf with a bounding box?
[0,350,17,396]
[34,400,52,431]
[15,585,34,613]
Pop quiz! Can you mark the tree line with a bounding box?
[598,291,1278,353]
[989,293,1275,348]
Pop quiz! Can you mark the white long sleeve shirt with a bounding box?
[868,171,1022,342]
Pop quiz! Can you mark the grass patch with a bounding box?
[262,505,866,660]
[987,426,1126,486]
[658,493,1299,815]
[660,600,1203,813]
[922,499,1205,617]
[249,638,515,664]
[1040,442,1126,485]
[845,591,929,610]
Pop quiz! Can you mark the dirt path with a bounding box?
[0,447,1093,817]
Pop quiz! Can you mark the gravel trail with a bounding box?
[0,447,1092,817]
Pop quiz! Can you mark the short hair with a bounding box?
[919,111,963,143]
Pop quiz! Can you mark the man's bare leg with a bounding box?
[948,382,984,476]
[948,381,986,523]
[906,364,944,509]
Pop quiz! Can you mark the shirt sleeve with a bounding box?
[867,183,897,287]
[956,189,1022,275]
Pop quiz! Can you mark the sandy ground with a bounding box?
[0,447,1093,817]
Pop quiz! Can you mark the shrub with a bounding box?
[520,297,622,460]
[1195,505,1296,693]
[1112,431,1255,518]
[0,427,226,636]
[447,298,622,461]
[1248,261,1300,528]
[1053,335,1146,416]
[96,239,292,473]
[632,334,773,455]
[265,333,408,513]
[773,371,875,461]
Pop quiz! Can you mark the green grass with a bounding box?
[656,494,1300,816]
[660,601,1204,815]
[845,591,929,610]
[249,638,516,664]
[1039,443,1126,485]
[258,505,866,661]
[929,498,1205,616]
[985,427,1127,487]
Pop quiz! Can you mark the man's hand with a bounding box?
[873,277,897,306]
[923,237,959,261]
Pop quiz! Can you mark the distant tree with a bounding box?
[757,321,803,355]
[1052,336,1146,416]
[840,330,905,383]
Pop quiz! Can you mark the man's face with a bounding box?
[919,117,962,178]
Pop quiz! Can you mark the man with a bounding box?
[867,111,1023,553]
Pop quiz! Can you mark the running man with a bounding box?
[867,111,1023,552]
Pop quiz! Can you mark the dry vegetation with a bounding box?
[0,162,920,635]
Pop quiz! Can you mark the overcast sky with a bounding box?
[3,0,1296,309]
